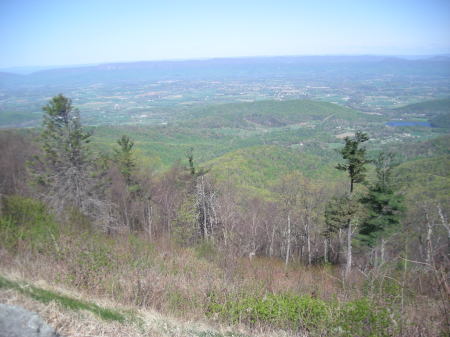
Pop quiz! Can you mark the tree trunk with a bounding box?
[285,214,291,268]
[201,177,208,240]
[337,228,342,264]
[324,238,328,264]
[380,238,385,265]
[269,226,275,257]
[426,221,433,265]
[146,202,153,240]
[437,205,450,260]
[305,221,312,265]
[345,221,352,278]
[307,227,311,265]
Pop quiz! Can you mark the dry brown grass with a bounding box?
[0,226,447,337]
[0,279,294,337]
[0,288,153,337]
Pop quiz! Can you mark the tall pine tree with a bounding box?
[336,131,370,194]
[39,94,93,214]
[113,135,136,186]
[334,131,370,277]
[359,153,404,261]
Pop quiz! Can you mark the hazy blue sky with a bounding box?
[1,0,449,68]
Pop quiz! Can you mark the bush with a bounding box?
[0,195,58,253]
[207,292,330,330]
[338,298,394,337]
[207,292,395,336]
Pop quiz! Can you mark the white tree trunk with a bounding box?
[269,226,275,257]
[285,214,291,268]
[201,177,208,239]
[426,221,433,265]
[338,228,343,264]
[146,202,153,240]
[345,222,352,278]
[437,205,450,258]
[307,224,312,265]
[380,238,385,265]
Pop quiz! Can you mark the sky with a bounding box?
[1,0,449,68]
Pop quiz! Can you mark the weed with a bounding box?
[0,275,129,322]
[0,196,58,254]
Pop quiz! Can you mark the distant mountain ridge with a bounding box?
[2,54,449,76]
[1,55,449,87]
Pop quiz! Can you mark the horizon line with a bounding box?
[2,53,449,74]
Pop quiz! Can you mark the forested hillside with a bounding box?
[0,95,449,337]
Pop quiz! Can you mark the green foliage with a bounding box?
[395,98,450,115]
[208,145,341,196]
[384,135,450,163]
[183,99,366,129]
[324,195,359,235]
[0,195,58,253]
[0,111,40,127]
[66,231,116,287]
[336,131,370,193]
[359,153,404,246]
[338,298,393,337]
[113,134,136,184]
[37,94,94,211]
[41,94,91,169]
[429,111,450,129]
[207,292,329,329]
[207,292,394,336]
[392,155,450,205]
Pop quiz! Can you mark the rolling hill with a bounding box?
[180,99,371,128]
[395,98,450,116]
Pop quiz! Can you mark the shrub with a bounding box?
[207,292,395,336]
[338,298,394,337]
[207,292,330,330]
[0,195,58,253]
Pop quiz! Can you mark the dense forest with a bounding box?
[0,94,449,337]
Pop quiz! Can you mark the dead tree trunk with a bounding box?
[285,213,291,268]
[424,208,433,265]
[345,221,352,278]
[380,238,385,265]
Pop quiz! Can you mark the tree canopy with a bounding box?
[336,131,370,193]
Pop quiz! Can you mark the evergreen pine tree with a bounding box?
[113,135,136,186]
[39,94,93,213]
[359,153,404,247]
[336,131,370,193]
